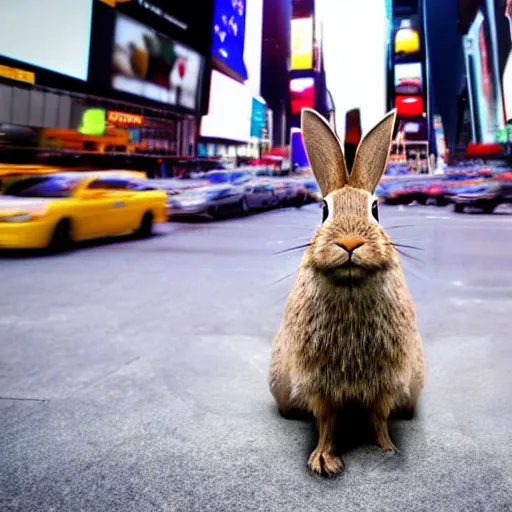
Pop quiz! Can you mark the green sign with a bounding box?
[78,108,106,136]
[496,128,508,144]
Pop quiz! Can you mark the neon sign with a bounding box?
[107,111,145,127]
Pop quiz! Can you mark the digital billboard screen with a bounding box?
[111,13,203,111]
[290,77,315,115]
[0,0,93,81]
[394,62,423,95]
[212,0,248,81]
[200,70,252,142]
[291,17,314,70]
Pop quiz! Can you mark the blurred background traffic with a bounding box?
[0,0,512,250]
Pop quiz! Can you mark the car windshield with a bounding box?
[229,171,251,184]
[205,172,230,184]
[4,176,81,198]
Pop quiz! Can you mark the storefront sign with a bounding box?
[0,64,35,85]
[107,110,145,127]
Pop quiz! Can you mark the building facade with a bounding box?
[198,0,267,164]
[0,0,215,172]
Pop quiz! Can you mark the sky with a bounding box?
[316,0,389,141]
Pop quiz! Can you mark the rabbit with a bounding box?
[269,108,425,477]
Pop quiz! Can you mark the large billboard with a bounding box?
[290,77,315,115]
[243,0,263,97]
[291,17,314,70]
[200,70,252,142]
[463,6,506,142]
[0,0,212,116]
[111,13,203,111]
[0,0,93,81]
[503,0,512,121]
[212,0,248,82]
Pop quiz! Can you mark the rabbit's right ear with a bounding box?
[301,109,349,196]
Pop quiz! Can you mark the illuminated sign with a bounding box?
[107,111,145,127]
[212,0,248,81]
[78,109,106,136]
[290,77,315,115]
[0,64,35,85]
[291,17,313,70]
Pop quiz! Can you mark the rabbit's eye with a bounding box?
[322,200,328,223]
[372,200,379,222]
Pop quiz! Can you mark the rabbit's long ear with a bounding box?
[349,110,397,193]
[301,108,348,196]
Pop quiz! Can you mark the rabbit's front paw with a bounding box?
[308,448,344,477]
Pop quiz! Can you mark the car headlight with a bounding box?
[0,213,32,222]
[179,193,209,206]
[0,204,48,222]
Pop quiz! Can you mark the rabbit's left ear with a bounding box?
[349,110,397,193]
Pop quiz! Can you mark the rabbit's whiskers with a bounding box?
[387,242,423,251]
[384,224,416,230]
[274,243,312,255]
[271,271,297,286]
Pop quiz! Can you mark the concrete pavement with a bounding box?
[1,204,511,511]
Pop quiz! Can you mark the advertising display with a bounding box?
[243,0,263,97]
[290,77,315,115]
[251,98,266,138]
[464,9,506,142]
[212,0,248,81]
[291,17,314,70]
[503,0,512,121]
[0,0,93,81]
[290,128,309,169]
[111,13,203,111]
[433,115,447,158]
[77,108,106,136]
[395,96,424,117]
[395,63,423,95]
[200,70,252,142]
[394,19,420,55]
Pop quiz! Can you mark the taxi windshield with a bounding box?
[4,176,81,198]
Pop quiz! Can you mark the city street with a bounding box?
[1,204,511,512]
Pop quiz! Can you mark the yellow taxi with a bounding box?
[0,171,167,251]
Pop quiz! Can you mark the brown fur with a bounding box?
[269,109,425,477]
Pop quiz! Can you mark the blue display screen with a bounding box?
[212,0,248,81]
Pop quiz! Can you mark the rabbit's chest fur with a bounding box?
[284,267,416,406]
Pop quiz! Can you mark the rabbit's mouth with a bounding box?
[325,263,366,285]
[323,259,382,287]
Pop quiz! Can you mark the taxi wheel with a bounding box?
[48,219,73,253]
[138,212,154,238]
[454,204,464,213]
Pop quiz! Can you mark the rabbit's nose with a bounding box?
[335,236,366,254]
